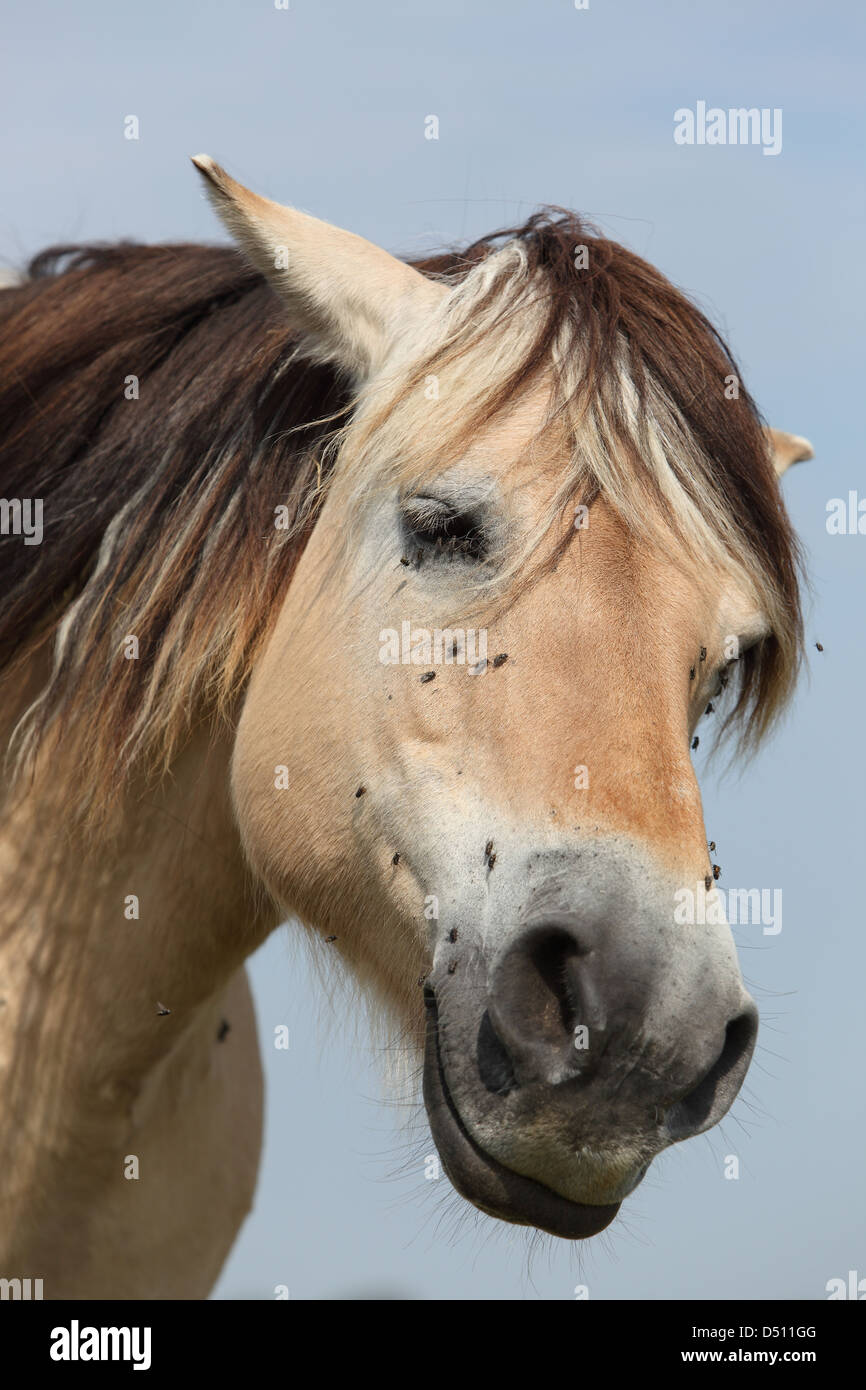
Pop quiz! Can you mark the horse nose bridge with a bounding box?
[584,746,706,856]
[519,737,707,863]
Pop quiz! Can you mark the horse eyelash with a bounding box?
[401,497,487,560]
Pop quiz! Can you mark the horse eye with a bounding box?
[401,497,487,561]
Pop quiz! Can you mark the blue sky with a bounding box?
[4,0,863,1298]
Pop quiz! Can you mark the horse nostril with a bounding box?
[664,1004,759,1140]
[476,1010,517,1095]
[486,924,597,1085]
[526,929,585,1036]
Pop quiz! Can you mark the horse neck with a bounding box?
[0,656,274,1138]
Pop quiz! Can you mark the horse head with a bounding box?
[197,158,809,1239]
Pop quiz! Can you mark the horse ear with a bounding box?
[192,155,443,380]
[766,427,814,477]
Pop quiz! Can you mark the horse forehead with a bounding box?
[464,381,560,457]
[361,368,562,482]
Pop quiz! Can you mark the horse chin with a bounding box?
[422,1017,620,1241]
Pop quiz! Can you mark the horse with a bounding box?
[0,156,813,1298]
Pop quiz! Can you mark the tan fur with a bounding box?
[0,656,271,1297]
[0,174,813,1292]
[767,426,814,475]
[192,155,443,378]
[233,395,755,961]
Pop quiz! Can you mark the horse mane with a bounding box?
[0,212,803,821]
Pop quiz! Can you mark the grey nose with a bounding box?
[485,916,758,1140]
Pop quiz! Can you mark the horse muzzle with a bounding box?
[421,880,758,1239]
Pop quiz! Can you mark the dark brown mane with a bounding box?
[0,211,803,816]
[0,241,349,672]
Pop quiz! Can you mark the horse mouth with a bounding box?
[422,996,620,1241]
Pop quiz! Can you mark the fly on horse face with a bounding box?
[0,157,812,1297]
